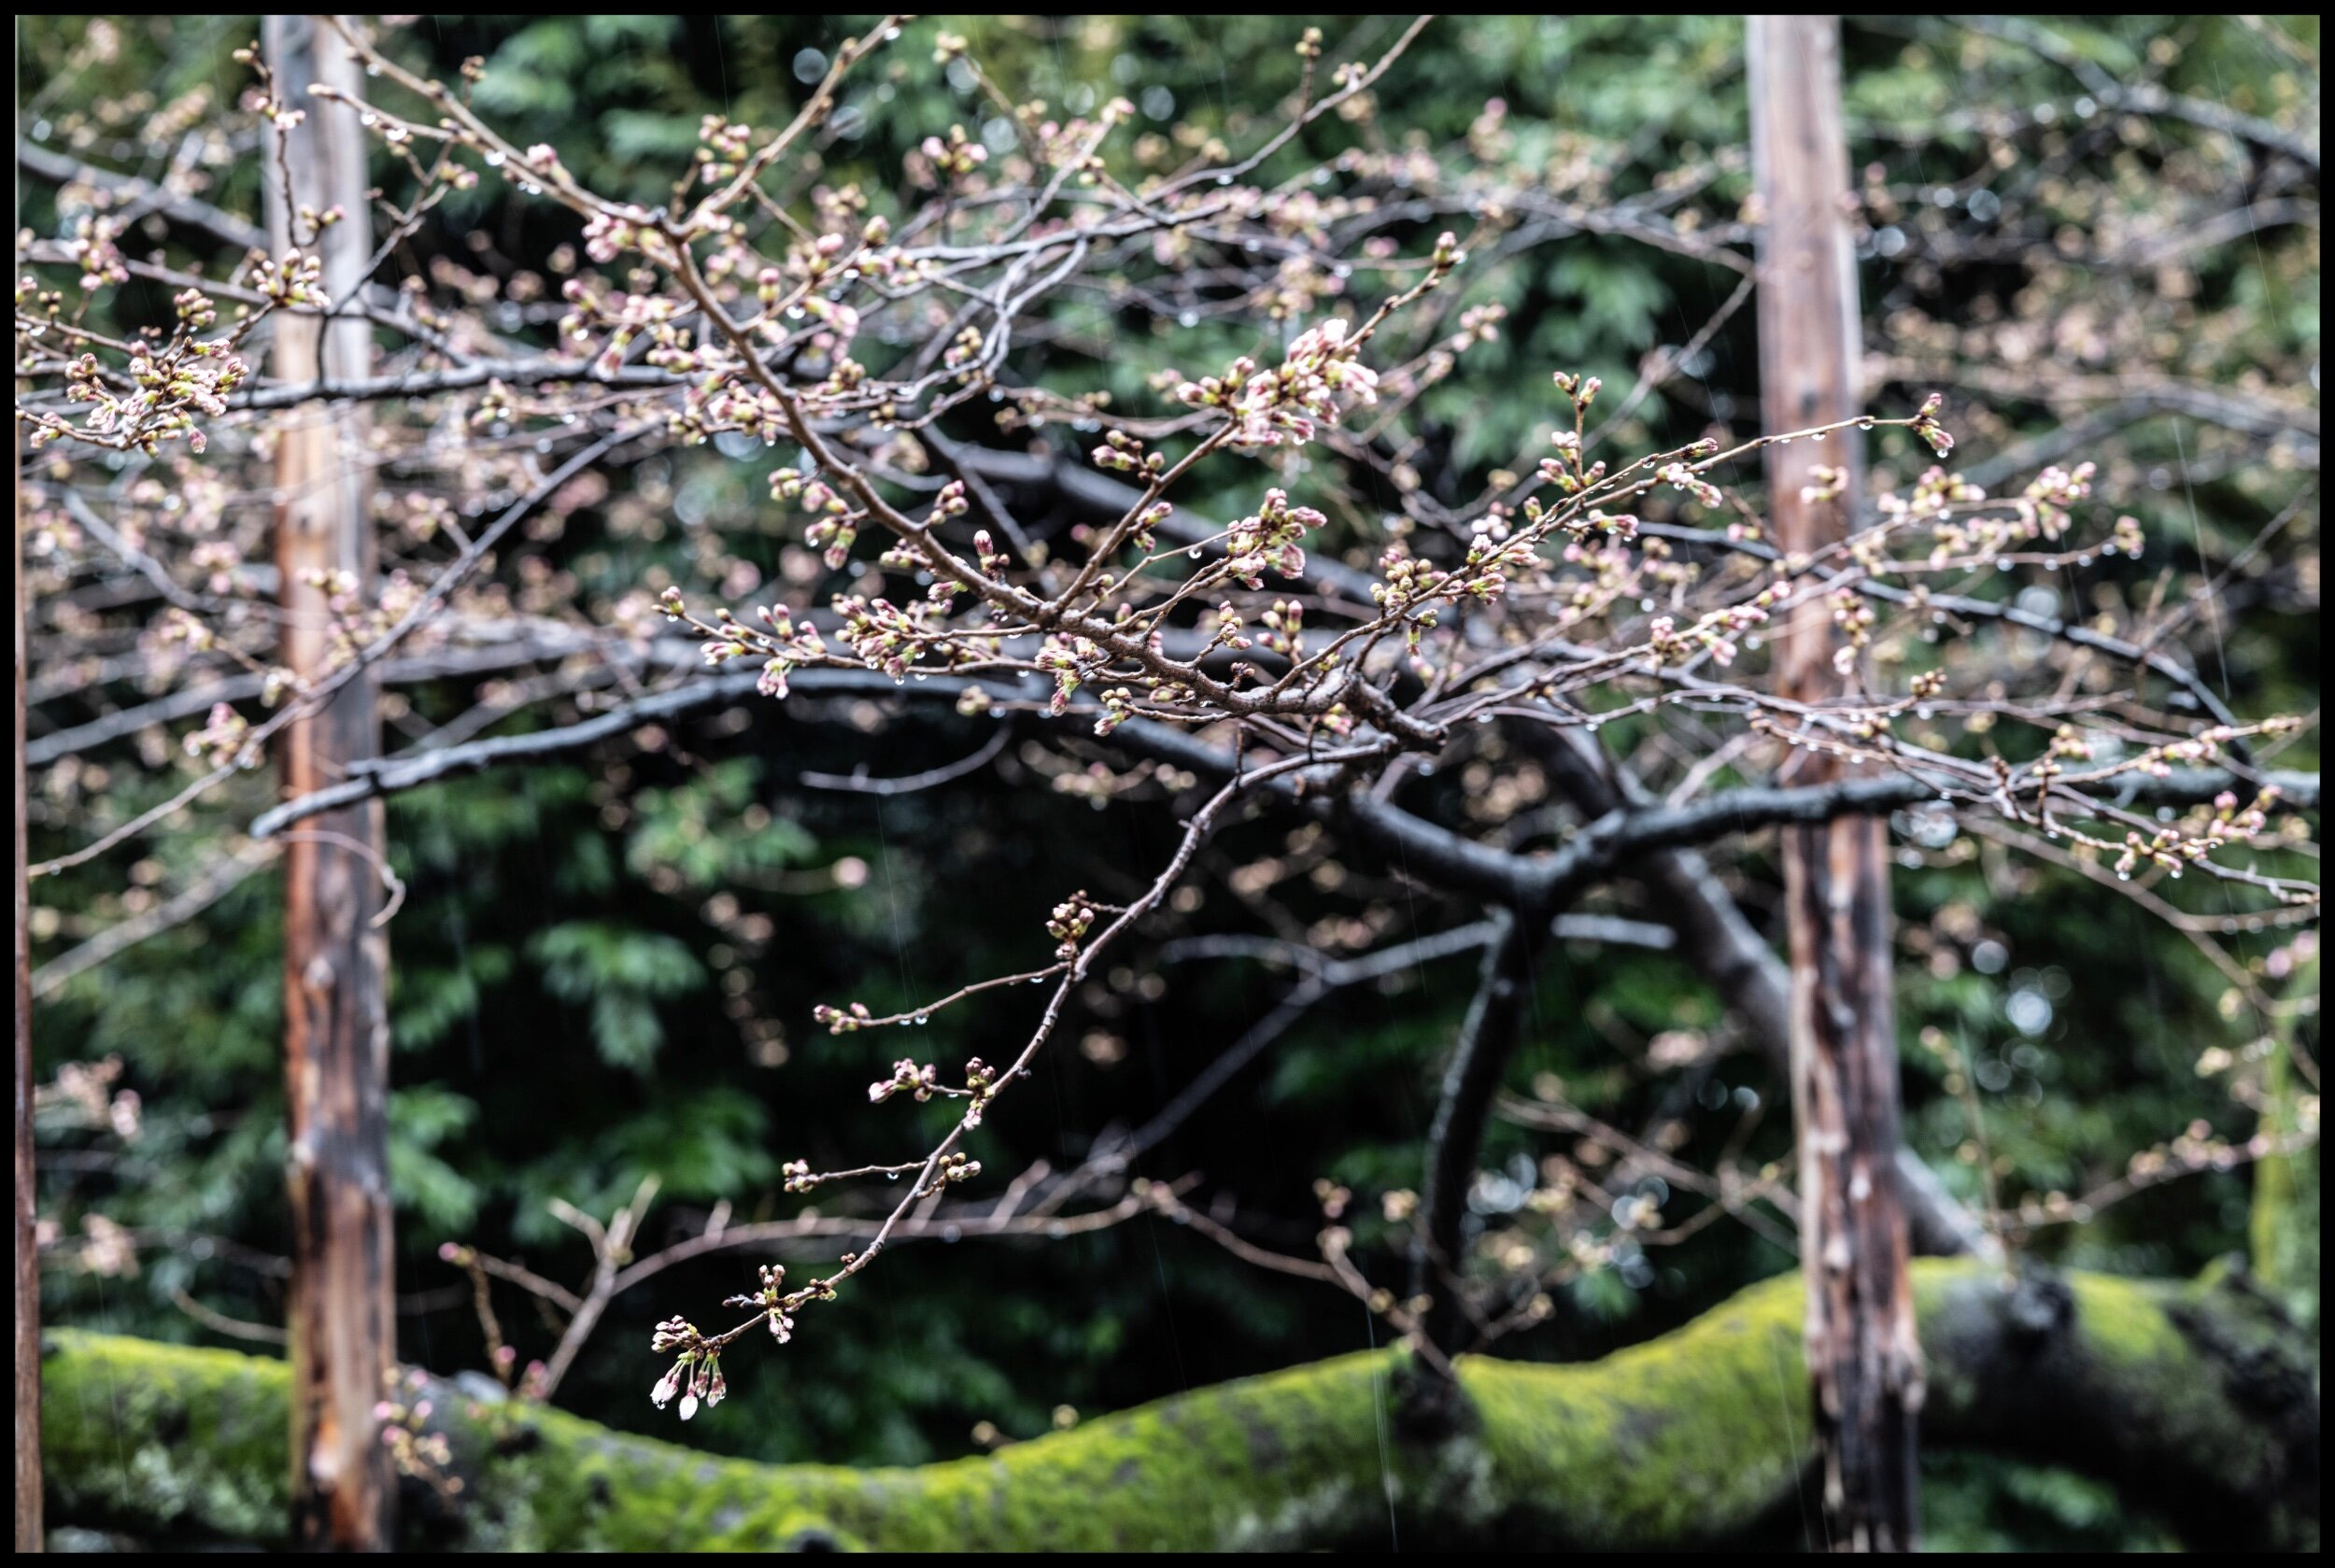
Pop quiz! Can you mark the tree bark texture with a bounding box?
[261,14,394,1552]
[17,356,44,1554]
[1749,13,1923,1552]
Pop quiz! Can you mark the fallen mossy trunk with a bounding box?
[43,1259,2317,1551]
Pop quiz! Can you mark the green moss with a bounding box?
[2059,1269,2278,1490]
[2251,954,2319,1325]
[40,1260,2315,1550]
[43,1329,290,1544]
[1465,1266,1812,1545]
[2061,1272,2182,1366]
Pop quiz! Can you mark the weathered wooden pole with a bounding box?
[17,353,43,1555]
[1748,14,1923,1552]
[261,15,395,1551]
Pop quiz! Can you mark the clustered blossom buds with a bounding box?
[1046,896,1097,961]
[373,1369,457,1489]
[927,479,971,527]
[35,1056,141,1141]
[2123,725,2243,781]
[251,249,331,310]
[813,1001,875,1035]
[804,502,859,572]
[961,1059,998,1129]
[467,378,517,430]
[648,1316,726,1420]
[1369,544,1452,669]
[184,701,253,768]
[1550,369,1602,412]
[723,1264,798,1344]
[869,1057,940,1104]
[2113,1122,2254,1192]
[1829,586,1877,674]
[696,115,751,183]
[172,287,218,328]
[1911,390,1954,456]
[1177,316,1381,449]
[1093,686,1137,738]
[1875,462,1983,530]
[48,335,249,457]
[2114,786,2282,880]
[1655,460,1724,509]
[1612,1193,1663,1231]
[579,204,665,265]
[66,215,129,290]
[1091,429,1166,479]
[1257,600,1305,658]
[1689,592,1773,667]
[970,529,1012,575]
[920,124,989,180]
[1457,525,1535,603]
[832,595,935,682]
[1036,631,1100,715]
[1224,488,1325,586]
[1800,464,1849,505]
[2017,461,2096,543]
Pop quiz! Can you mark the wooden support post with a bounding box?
[1748,14,1923,1552]
[262,15,395,1551]
[17,364,43,1555]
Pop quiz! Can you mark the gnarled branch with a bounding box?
[40,1260,2318,1551]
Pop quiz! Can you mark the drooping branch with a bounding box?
[234,656,2321,869]
[1532,728,2001,1262]
[1956,390,2321,491]
[30,843,277,999]
[25,421,652,880]
[1953,15,2321,175]
[1104,918,1577,1180]
[248,670,764,838]
[26,627,681,767]
[1411,910,1537,1366]
[946,436,2282,764]
[19,140,268,253]
[39,1260,2319,1551]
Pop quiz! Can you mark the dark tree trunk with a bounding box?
[261,16,395,1552]
[1748,14,1923,1552]
[17,361,43,1555]
[1412,908,1535,1369]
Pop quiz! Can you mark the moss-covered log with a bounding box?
[43,1259,2317,1551]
